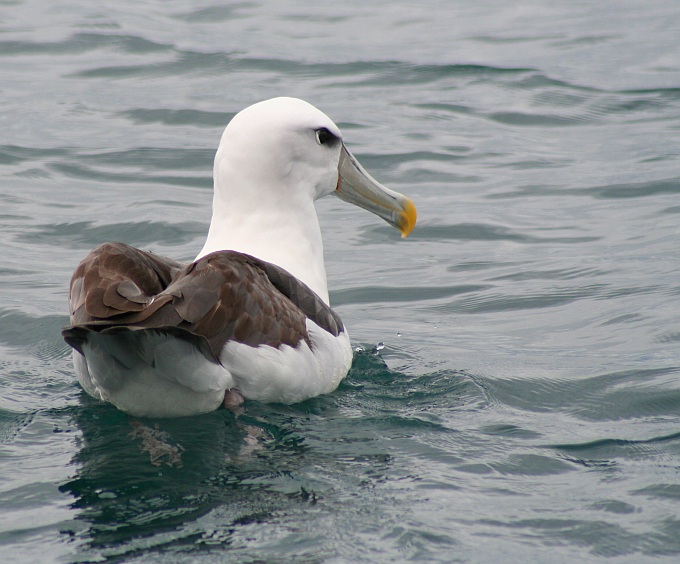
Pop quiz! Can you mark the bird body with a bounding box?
[62,98,415,417]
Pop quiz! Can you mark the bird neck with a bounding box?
[197,193,330,305]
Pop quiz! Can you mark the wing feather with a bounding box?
[63,244,345,365]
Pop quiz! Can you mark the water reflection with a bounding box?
[58,397,316,556]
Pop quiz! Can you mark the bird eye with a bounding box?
[315,128,336,146]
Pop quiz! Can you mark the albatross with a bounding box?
[62,97,416,418]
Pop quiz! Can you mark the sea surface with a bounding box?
[1,1,680,561]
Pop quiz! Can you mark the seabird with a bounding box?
[62,97,416,418]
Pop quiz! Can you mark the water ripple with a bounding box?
[410,223,600,244]
[0,33,173,57]
[2,1,680,560]
[120,108,234,128]
[17,220,205,248]
[332,284,486,306]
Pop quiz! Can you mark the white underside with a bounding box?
[74,320,352,418]
[222,320,352,404]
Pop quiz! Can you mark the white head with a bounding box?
[213,98,344,207]
[198,97,416,304]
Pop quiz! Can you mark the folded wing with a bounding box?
[62,242,344,365]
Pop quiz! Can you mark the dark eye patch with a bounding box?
[315,127,338,146]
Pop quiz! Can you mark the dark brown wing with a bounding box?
[259,259,344,338]
[68,241,184,323]
[62,244,344,363]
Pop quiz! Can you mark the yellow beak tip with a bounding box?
[399,198,417,238]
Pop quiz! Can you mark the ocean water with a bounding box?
[1,0,680,561]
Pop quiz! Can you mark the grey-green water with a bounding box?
[2,1,680,561]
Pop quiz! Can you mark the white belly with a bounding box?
[73,320,352,417]
[73,331,233,418]
[221,320,353,404]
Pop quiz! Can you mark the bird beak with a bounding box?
[336,144,416,238]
